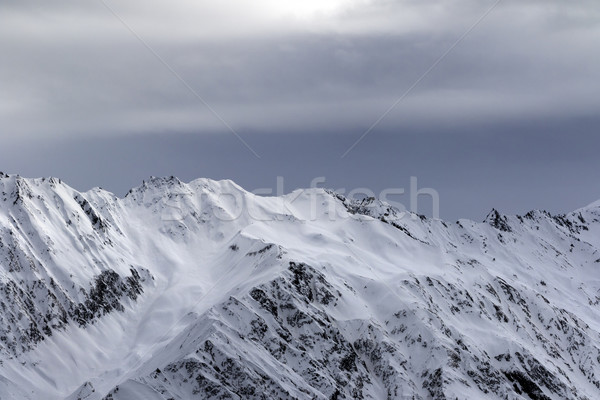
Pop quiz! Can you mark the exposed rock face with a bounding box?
[0,267,148,355]
[0,175,599,400]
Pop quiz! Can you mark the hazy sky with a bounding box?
[1,0,599,220]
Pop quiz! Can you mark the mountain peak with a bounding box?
[484,208,513,232]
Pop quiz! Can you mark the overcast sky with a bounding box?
[1,0,599,220]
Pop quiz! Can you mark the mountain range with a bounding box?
[0,174,599,399]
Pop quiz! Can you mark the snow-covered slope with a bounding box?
[0,173,599,399]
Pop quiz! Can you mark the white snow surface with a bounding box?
[0,174,598,399]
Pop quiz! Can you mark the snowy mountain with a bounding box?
[0,173,599,399]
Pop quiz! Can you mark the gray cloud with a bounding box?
[1,0,599,138]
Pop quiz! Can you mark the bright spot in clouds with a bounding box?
[265,0,357,18]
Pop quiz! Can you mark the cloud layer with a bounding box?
[2,0,599,140]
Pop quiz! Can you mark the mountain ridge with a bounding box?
[0,174,598,399]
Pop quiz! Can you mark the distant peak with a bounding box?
[125,176,185,196]
[484,209,512,232]
[146,175,183,187]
